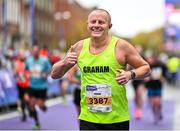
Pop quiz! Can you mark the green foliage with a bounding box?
[131,28,164,52]
[65,19,89,51]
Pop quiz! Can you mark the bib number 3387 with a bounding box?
[86,84,112,112]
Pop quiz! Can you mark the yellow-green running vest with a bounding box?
[77,36,130,123]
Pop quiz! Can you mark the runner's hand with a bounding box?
[115,69,131,84]
[63,46,77,66]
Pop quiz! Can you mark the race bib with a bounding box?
[86,84,112,112]
[30,64,42,78]
[151,67,162,80]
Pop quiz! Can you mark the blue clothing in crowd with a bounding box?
[26,56,51,90]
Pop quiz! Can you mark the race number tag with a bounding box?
[30,64,42,78]
[86,84,112,112]
[151,67,162,80]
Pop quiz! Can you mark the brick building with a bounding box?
[0,0,92,51]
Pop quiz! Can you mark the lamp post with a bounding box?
[29,0,35,46]
[54,11,71,51]
[2,0,7,51]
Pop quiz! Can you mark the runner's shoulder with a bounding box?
[116,38,131,50]
[72,40,84,55]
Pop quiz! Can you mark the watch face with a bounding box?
[131,70,136,79]
[132,72,136,78]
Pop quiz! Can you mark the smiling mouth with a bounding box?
[91,27,103,33]
[91,29,102,34]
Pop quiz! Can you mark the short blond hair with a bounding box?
[88,9,112,25]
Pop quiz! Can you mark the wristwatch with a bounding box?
[130,70,136,79]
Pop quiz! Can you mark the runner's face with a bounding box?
[87,11,110,38]
[32,46,39,58]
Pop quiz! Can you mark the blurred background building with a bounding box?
[0,0,93,110]
[53,0,90,51]
[0,0,91,52]
[0,0,179,54]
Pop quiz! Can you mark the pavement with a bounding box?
[0,81,179,130]
[126,81,179,130]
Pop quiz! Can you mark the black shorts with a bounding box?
[28,88,47,100]
[17,86,28,99]
[73,88,81,106]
[132,80,144,90]
[80,120,129,130]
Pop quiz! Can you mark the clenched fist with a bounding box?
[115,69,131,85]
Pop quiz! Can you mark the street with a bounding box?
[0,82,179,130]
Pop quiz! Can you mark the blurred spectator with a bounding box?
[49,49,61,65]
[67,65,81,114]
[166,55,180,85]
[0,60,6,108]
[131,45,145,120]
[0,58,16,111]
[40,45,49,58]
[158,52,168,64]
[144,54,167,124]
[25,44,51,130]
[14,50,30,122]
[4,48,14,71]
[48,49,68,104]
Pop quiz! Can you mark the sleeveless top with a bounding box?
[77,36,130,123]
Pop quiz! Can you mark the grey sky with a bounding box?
[77,0,165,37]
